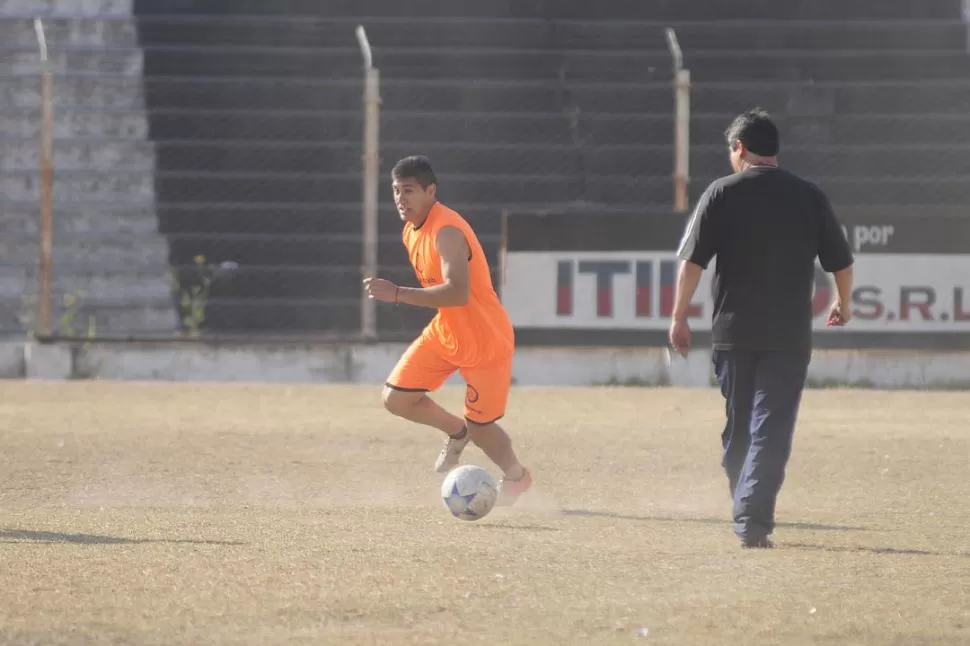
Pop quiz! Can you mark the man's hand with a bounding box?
[828,266,853,327]
[827,299,851,327]
[669,318,692,358]
[362,277,398,303]
[669,260,703,358]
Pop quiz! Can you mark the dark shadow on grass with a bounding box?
[0,529,245,546]
[561,508,724,525]
[559,509,866,532]
[786,542,970,558]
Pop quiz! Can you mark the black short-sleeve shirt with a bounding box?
[676,166,854,352]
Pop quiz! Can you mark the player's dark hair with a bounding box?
[391,155,438,189]
[725,108,780,157]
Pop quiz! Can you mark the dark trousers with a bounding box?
[712,349,810,541]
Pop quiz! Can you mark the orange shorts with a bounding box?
[385,335,513,425]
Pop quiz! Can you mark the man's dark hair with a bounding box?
[391,155,437,188]
[725,108,780,157]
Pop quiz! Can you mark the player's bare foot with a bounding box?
[496,467,532,506]
[434,427,470,473]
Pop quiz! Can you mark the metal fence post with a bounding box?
[666,28,691,213]
[34,18,54,337]
[357,26,381,341]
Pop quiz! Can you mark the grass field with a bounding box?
[0,382,968,645]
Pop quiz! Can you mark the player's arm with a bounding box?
[672,261,704,322]
[396,226,470,308]
[815,189,855,325]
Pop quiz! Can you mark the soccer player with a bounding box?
[362,155,532,505]
[670,108,855,548]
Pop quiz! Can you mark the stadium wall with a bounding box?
[4,341,970,390]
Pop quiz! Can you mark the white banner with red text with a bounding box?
[502,251,970,332]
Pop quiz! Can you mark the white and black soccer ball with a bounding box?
[441,465,498,521]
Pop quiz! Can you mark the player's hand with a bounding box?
[668,318,691,358]
[362,277,399,303]
[827,300,851,327]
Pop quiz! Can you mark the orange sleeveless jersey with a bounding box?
[402,202,514,366]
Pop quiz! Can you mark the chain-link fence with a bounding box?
[2,9,969,342]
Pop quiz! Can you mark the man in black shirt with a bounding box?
[671,108,855,549]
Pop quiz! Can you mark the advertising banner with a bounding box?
[503,251,970,332]
[500,210,970,347]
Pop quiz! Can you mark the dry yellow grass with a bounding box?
[0,382,968,645]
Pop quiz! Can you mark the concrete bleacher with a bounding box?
[129,0,969,339]
[0,1,177,338]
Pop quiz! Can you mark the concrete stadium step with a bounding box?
[1,2,132,17]
[675,175,970,207]
[562,21,968,52]
[0,137,154,170]
[133,0,964,21]
[600,174,970,206]
[578,113,970,147]
[134,76,970,116]
[782,114,970,146]
[162,230,501,269]
[0,301,29,334]
[139,77,560,113]
[133,16,968,52]
[191,262,489,305]
[0,169,154,201]
[156,201,534,235]
[568,80,970,115]
[138,45,638,81]
[157,110,967,149]
[136,46,970,82]
[146,109,574,145]
[145,261,502,302]
[135,16,554,50]
[148,139,970,179]
[680,51,970,82]
[1,47,143,76]
[154,203,365,235]
[0,266,174,302]
[166,264,360,301]
[620,145,970,179]
[0,196,159,213]
[152,140,587,176]
[0,74,146,109]
[63,297,179,336]
[0,16,138,49]
[161,230,471,268]
[1,206,160,236]
[0,265,178,336]
[154,168,970,208]
[153,171,640,205]
[1,106,149,138]
[1,233,169,268]
[200,297,361,336]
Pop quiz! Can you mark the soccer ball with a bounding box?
[440,465,498,521]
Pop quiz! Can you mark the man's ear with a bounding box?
[426,183,437,200]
